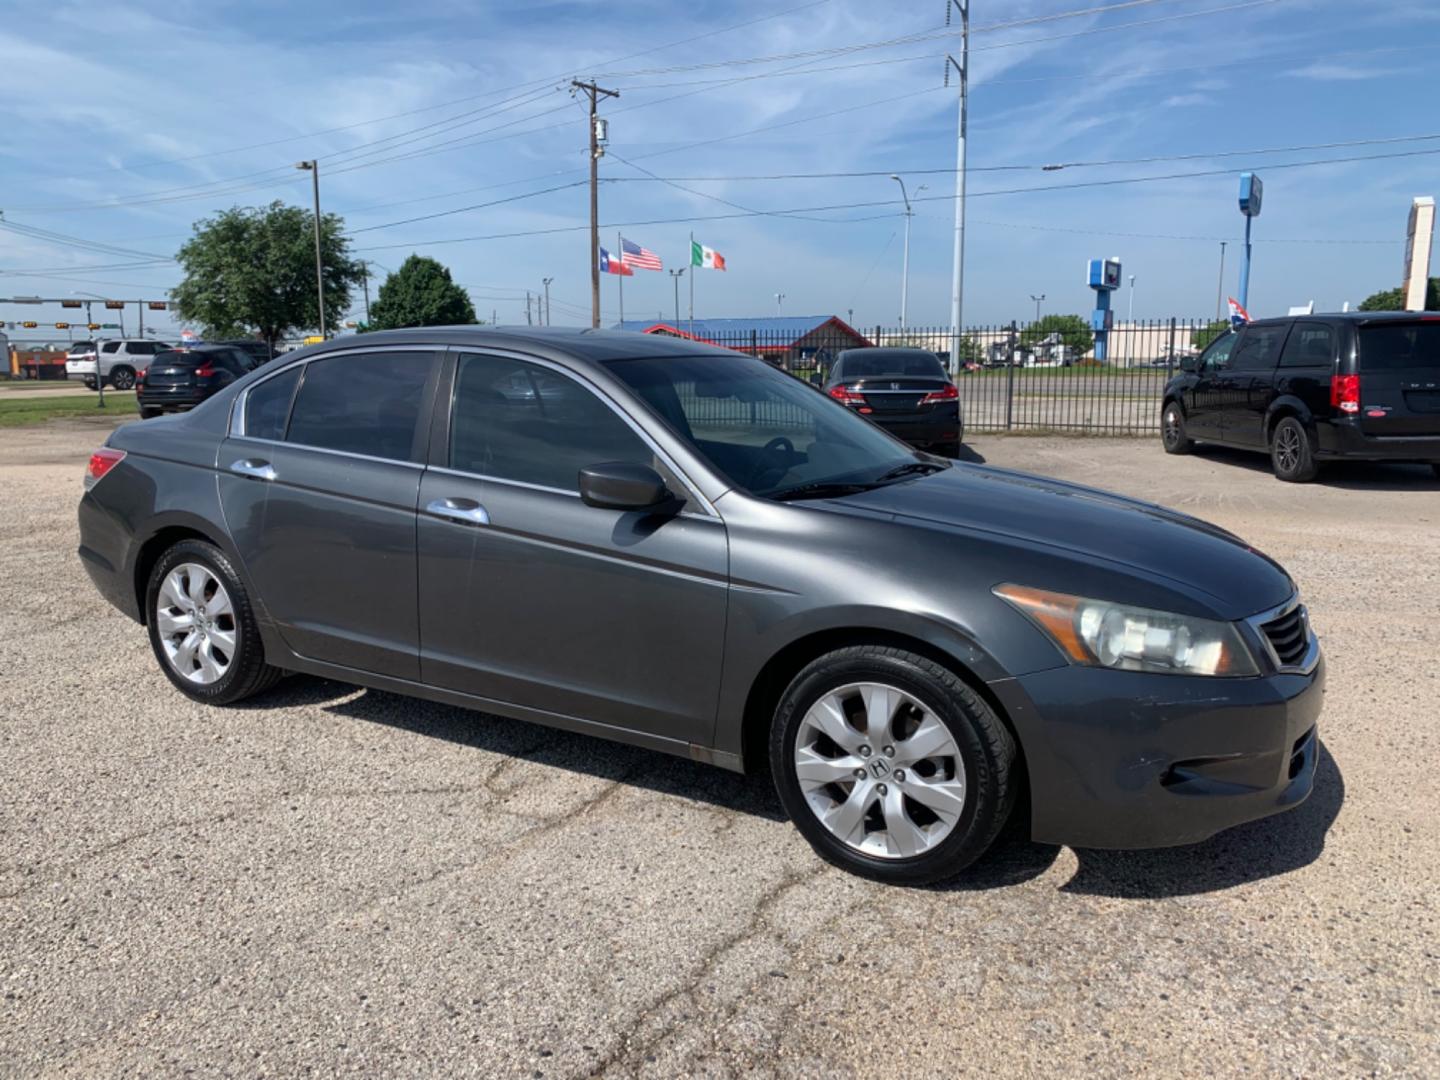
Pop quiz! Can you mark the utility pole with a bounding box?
[525,291,533,326]
[361,262,371,323]
[1215,241,1228,321]
[775,292,785,315]
[542,277,553,326]
[945,0,969,377]
[295,160,326,338]
[1030,294,1045,324]
[669,268,685,326]
[572,80,619,329]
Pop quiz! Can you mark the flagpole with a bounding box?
[688,231,694,336]
[616,231,624,325]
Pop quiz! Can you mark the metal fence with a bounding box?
[675,317,1227,436]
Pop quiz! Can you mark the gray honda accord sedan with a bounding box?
[78,328,1323,884]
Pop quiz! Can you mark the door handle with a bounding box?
[229,458,277,481]
[426,497,490,526]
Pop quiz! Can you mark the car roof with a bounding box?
[294,326,746,366]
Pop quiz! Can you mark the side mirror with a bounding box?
[578,462,674,512]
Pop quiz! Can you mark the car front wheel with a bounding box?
[1270,416,1319,482]
[1161,400,1194,454]
[145,539,283,705]
[770,646,1017,885]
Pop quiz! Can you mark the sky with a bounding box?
[2,0,1439,343]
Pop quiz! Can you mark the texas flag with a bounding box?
[599,247,633,276]
[1227,297,1251,327]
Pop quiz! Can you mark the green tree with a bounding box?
[1020,314,1091,356]
[366,255,477,330]
[172,201,363,350]
[955,333,983,365]
[1358,278,1440,311]
[1191,319,1231,350]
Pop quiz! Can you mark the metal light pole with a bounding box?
[360,261,371,323]
[775,292,785,315]
[1030,293,1045,324]
[295,161,326,338]
[542,278,553,326]
[1215,241,1228,321]
[945,0,970,376]
[891,175,914,331]
[1127,275,1136,322]
[668,269,685,326]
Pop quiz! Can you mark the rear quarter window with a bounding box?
[244,366,302,442]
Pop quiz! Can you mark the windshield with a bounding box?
[604,352,931,498]
[838,350,946,379]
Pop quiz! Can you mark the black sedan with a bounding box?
[78,328,1322,885]
[136,345,258,418]
[823,347,962,453]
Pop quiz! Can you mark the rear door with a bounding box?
[1356,318,1440,435]
[1274,321,1337,429]
[217,348,441,679]
[1223,322,1290,446]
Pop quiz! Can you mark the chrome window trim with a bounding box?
[445,347,720,519]
[222,433,426,471]
[1244,594,1321,676]
[425,465,717,522]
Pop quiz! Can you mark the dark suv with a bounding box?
[1161,312,1440,481]
[136,345,259,418]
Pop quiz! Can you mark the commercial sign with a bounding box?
[1403,196,1435,312]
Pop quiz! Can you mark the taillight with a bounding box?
[828,385,866,405]
[194,361,216,378]
[1330,374,1360,414]
[85,447,126,490]
[134,368,146,386]
[920,383,960,404]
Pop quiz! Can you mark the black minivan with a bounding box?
[1161,312,1440,481]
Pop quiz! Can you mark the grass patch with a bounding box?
[0,395,138,427]
[0,378,91,391]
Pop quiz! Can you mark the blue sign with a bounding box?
[1087,258,1122,291]
[1239,172,1263,217]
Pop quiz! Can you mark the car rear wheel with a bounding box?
[770,646,1017,885]
[145,539,283,705]
[110,366,135,390]
[1270,416,1319,482]
[1161,400,1194,454]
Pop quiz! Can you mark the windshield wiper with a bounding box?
[769,480,881,502]
[875,460,949,484]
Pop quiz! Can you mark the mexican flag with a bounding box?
[691,241,726,271]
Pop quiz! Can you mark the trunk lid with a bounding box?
[853,376,951,413]
[1356,318,1440,436]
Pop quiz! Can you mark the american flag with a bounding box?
[620,237,662,271]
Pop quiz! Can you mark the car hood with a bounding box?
[830,463,1294,617]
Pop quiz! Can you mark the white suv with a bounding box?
[67,339,171,390]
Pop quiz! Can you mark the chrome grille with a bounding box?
[1261,605,1310,668]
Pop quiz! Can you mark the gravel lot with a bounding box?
[2,419,1436,1077]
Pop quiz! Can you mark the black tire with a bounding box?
[1270,415,1319,482]
[110,366,135,390]
[145,539,283,705]
[770,646,1018,886]
[140,406,162,419]
[1431,463,1440,480]
[1161,399,1194,454]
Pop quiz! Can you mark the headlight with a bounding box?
[994,584,1260,677]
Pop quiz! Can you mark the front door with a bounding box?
[217,348,440,680]
[1186,330,1238,438]
[416,351,729,746]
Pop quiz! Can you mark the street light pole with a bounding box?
[668,269,685,326]
[542,278,553,326]
[1030,293,1045,325]
[775,292,785,315]
[1215,241,1228,321]
[890,175,913,331]
[295,161,326,338]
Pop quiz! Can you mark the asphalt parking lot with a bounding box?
[2,418,1436,1077]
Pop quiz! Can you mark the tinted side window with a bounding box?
[101,342,121,354]
[245,367,301,441]
[1199,332,1237,372]
[450,353,651,491]
[1278,323,1335,368]
[287,352,432,461]
[1230,325,1288,371]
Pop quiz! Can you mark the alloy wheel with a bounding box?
[1275,425,1301,473]
[112,369,135,390]
[1163,408,1181,447]
[155,563,236,685]
[793,681,968,859]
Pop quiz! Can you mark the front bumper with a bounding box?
[990,655,1325,849]
[1318,419,1440,462]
